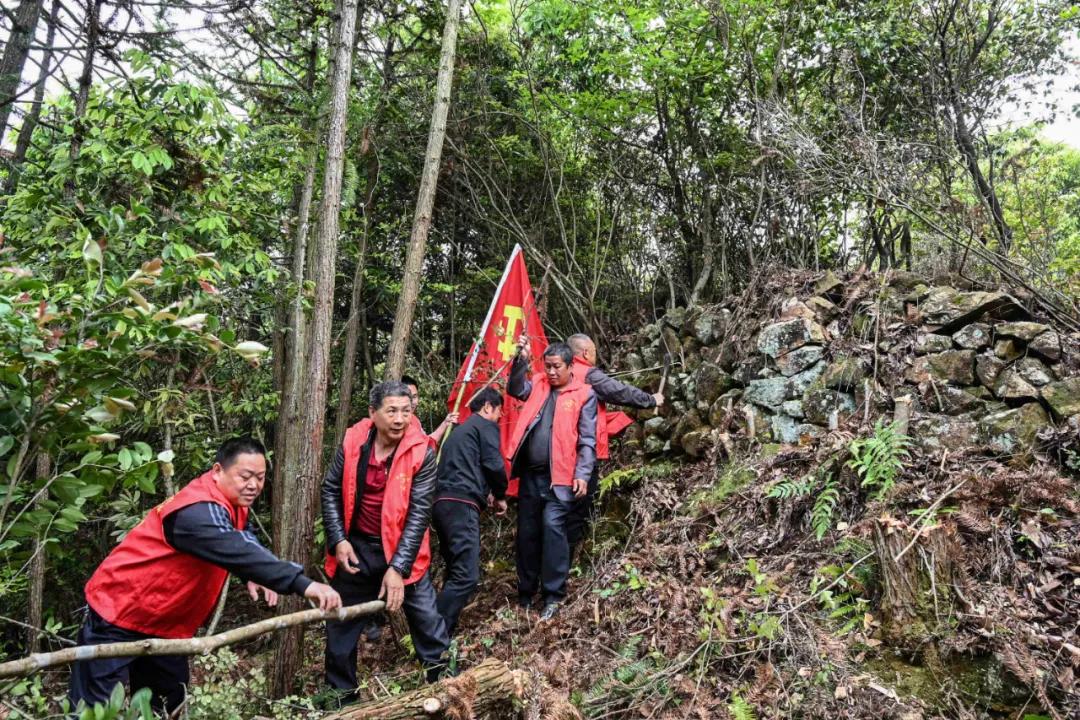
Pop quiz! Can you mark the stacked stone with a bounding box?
[628,271,1079,461]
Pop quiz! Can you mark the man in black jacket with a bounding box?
[566,333,663,557]
[321,381,450,690]
[431,387,508,635]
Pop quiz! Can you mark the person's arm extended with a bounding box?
[586,367,656,409]
[428,412,458,445]
[388,448,437,577]
[507,355,532,400]
[163,503,312,596]
[321,446,348,552]
[573,391,599,482]
[479,420,509,499]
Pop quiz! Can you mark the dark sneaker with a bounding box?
[539,602,561,621]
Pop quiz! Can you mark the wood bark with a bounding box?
[384,0,463,379]
[3,0,56,195]
[0,602,384,679]
[324,658,524,720]
[0,0,46,142]
[27,454,49,653]
[269,0,359,698]
[66,0,102,170]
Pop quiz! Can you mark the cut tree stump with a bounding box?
[325,658,524,720]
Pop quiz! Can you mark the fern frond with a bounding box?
[728,693,757,720]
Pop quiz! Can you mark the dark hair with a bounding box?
[401,374,419,390]
[543,342,574,365]
[215,437,266,468]
[370,380,413,410]
[469,387,503,412]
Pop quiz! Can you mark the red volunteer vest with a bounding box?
[573,357,633,460]
[505,368,594,487]
[323,419,432,584]
[84,471,248,639]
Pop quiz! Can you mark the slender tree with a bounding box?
[384,0,463,379]
[0,0,46,142]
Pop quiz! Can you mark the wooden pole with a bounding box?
[324,658,524,720]
[0,602,384,679]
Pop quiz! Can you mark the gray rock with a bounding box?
[776,345,825,377]
[644,434,666,455]
[806,296,838,322]
[757,318,826,359]
[996,321,1050,342]
[666,307,687,329]
[625,353,645,372]
[643,416,671,438]
[671,410,705,444]
[976,354,1006,390]
[1041,378,1080,419]
[978,404,1050,454]
[919,286,1026,333]
[709,390,740,426]
[661,325,683,357]
[771,414,801,444]
[921,385,986,415]
[952,323,992,350]
[905,356,932,384]
[994,368,1039,401]
[693,312,722,345]
[787,361,827,397]
[927,350,976,385]
[740,403,771,440]
[797,424,826,441]
[994,339,1023,361]
[1029,331,1062,361]
[803,388,857,427]
[732,356,767,385]
[915,333,954,354]
[1015,357,1053,387]
[693,363,734,405]
[779,297,816,321]
[781,400,805,418]
[815,270,843,297]
[744,375,788,410]
[821,357,866,391]
[643,323,661,342]
[911,414,978,454]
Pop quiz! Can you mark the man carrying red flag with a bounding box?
[505,341,598,620]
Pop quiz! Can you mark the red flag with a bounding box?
[447,245,548,495]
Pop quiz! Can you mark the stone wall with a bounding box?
[620,270,1080,461]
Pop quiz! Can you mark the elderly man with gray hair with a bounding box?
[566,333,664,558]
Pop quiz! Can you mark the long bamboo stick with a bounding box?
[0,601,384,679]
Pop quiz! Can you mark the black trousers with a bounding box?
[325,535,450,690]
[69,607,188,715]
[566,465,601,559]
[432,500,481,636]
[516,471,574,606]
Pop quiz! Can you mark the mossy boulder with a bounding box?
[1029,330,1062,361]
[993,368,1039,401]
[680,429,713,458]
[1041,377,1080,419]
[671,410,705,444]
[692,363,734,405]
[975,354,1006,389]
[995,321,1049,341]
[643,416,671,439]
[1015,357,1053,387]
[803,387,857,426]
[921,385,986,415]
[821,357,866,390]
[978,403,1050,454]
[743,375,788,410]
[911,414,978,454]
[915,333,953,354]
[994,338,1023,361]
[815,270,843,297]
[925,350,976,385]
[919,287,1025,332]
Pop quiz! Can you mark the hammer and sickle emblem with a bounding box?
[497,305,525,360]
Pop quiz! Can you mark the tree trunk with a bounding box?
[2,0,56,195]
[950,97,1012,257]
[383,0,463,379]
[268,0,359,698]
[0,0,46,142]
[324,658,524,720]
[67,0,102,169]
[27,454,49,653]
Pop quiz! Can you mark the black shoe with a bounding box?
[539,602,561,621]
[362,619,382,641]
[517,595,533,610]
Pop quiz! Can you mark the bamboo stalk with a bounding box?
[0,602,384,679]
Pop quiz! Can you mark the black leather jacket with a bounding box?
[321,428,438,578]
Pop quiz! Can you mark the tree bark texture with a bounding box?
[0,602,384,679]
[268,0,359,698]
[0,0,45,142]
[384,0,463,379]
[324,658,524,720]
[27,453,49,653]
[3,0,56,195]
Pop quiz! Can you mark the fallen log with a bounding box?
[325,657,524,720]
[0,601,384,679]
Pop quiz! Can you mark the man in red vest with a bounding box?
[69,437,341,715]
[566,333,663,557]
[321,381,450,692]
[506,341,598,620]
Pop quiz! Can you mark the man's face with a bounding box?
[214,453,267,508]
[406,384,419,409]
[544,354,572,388]
[371,394,413,442]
